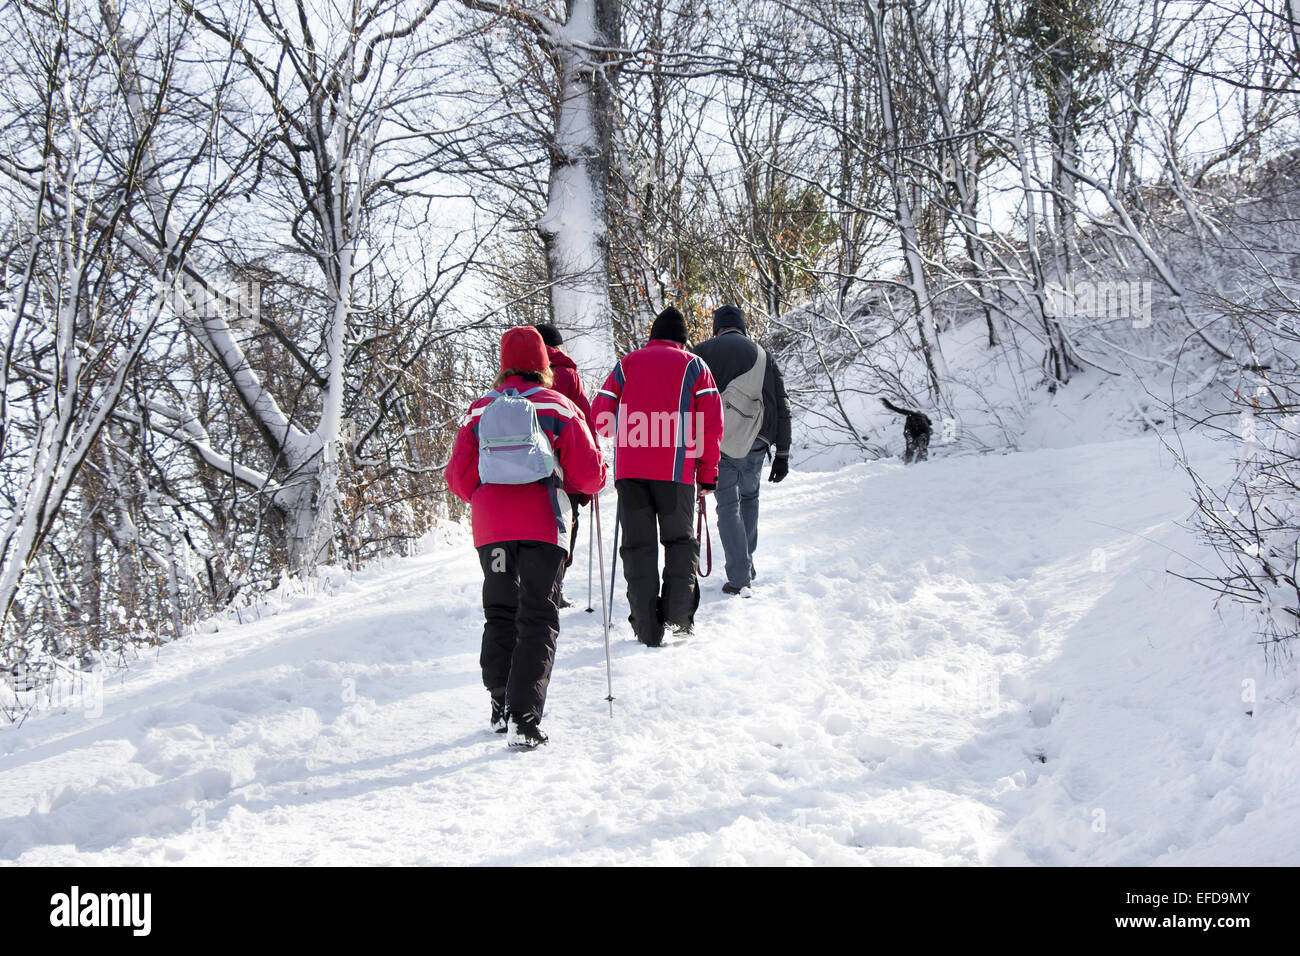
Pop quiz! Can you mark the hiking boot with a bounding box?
[552,581,573,608]
[668,621,694,637]
[634,610,664,647]
[490,693,508,734]
[722,583,753,598]
[507,714,549,749]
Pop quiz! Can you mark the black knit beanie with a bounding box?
[534,324,563,347]
[712,304,746,334]
[650,306,689,344]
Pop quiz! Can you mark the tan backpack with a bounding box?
[719,345,766,458]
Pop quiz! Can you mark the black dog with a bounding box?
[881,398,932,463]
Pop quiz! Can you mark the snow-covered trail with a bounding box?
[2,437,1297,865]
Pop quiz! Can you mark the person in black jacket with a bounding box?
[692,305,792,595]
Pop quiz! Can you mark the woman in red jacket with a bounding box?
[445,327,606,748]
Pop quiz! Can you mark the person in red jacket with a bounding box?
[590,307,723,646]
[445,326,606,748]
[534,324,596,608]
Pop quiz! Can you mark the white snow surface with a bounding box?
[2,434,1297,865]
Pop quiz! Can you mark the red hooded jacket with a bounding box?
[445,376,606,550]
[591,339,723,486]
[546,346,597,434]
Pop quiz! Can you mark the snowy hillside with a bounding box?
[2,433,1295,865]
[779,298,1212,474]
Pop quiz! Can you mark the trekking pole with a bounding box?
[593,494,615,717]
[584,501,595,613]
[606,444,619,630]
[608,508,620,631]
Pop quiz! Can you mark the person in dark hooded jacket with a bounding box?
[534,324,596,608]
[692,305,792,595]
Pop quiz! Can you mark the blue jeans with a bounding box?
[715,440,767,588]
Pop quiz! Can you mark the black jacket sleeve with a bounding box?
[762,356,792,455]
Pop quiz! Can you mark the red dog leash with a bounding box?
[696,493,712,577]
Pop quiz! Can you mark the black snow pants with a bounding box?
[477,540,567,722]
[616,478,699,646]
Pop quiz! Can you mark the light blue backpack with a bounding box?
[477,387,558,484]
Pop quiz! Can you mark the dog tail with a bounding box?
[881,397,918,417]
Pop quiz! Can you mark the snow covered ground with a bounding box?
[2,434,1297,865]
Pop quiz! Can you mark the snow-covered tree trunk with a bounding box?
[867,0,946,399]
[537,0,619,380]
[1049,75,1081,280]
[277,47,372,573]
[901,0,999,348]
[1005,40,1077,388]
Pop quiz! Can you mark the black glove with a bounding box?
[570,492,592,508]
[768,453,789,483]
[697,481,717,494]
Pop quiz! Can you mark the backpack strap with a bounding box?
[518,386,545,397]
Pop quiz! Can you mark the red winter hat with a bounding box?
[500,326,550,374]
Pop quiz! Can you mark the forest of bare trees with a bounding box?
[3,0,1300,697]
